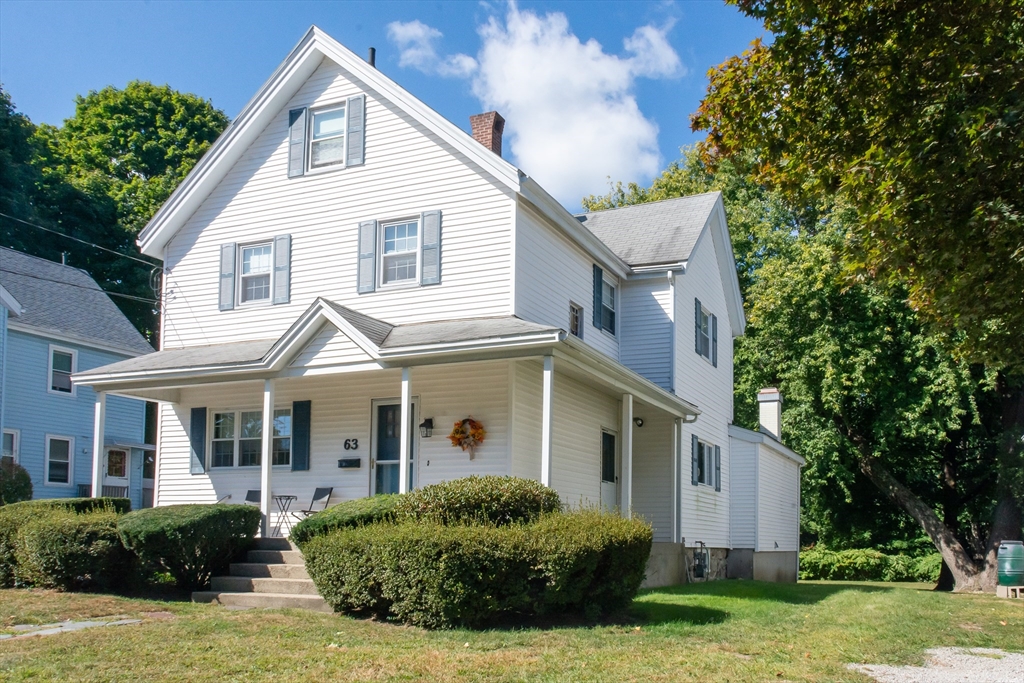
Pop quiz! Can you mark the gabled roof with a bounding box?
[0,248,154,356]
[576,192,721,267]
[0,283,22,315]
[137,26,522,257]
[728,424,805,466]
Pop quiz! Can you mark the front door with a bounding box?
[103,449,129,497]
[373,403,414,495]
[600,431,618,512]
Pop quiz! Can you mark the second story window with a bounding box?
[694,298,718,367]
[310,105,346,169]
[49,346,75,395]
[569,302,583,338]
[381,219,419,286]
[601,281,616,335]
[240,244,272,303]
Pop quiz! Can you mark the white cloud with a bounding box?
[388,6,683,204]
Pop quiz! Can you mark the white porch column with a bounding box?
[621,393,633,517]
[260,379,275,537]
[672,418,681,542]
[399,367,412,494]
[540,355,554,487]
[91,392,106,498]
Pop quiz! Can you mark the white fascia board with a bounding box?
[710,196,747,337]
[518,177,631,279]
[378,331,565,360]
[628,262,688,279]
[0,284,23,316]
[262,298,383,371]
[728,424,805,466]
[8,322,150,358]
[138,26,521,257]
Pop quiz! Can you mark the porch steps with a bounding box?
[192,538,331,613]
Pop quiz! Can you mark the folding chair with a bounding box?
[291,487,333,522]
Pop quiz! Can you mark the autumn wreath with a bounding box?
[449,418,486,459]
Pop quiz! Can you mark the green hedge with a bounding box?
[118,504,260,590]
[0,460,32,505]
[394,476,562,527]
[0,497,129,587]
[290,494,401,547]
[303,510,652,628]
[799,547,943,582]
[14,510,128,590]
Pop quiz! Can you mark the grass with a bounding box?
[0,581,1021,681]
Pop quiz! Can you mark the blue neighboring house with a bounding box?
[0,247,155,508]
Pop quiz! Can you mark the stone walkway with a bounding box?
[849,648,1024,682]
[0,618,141,640]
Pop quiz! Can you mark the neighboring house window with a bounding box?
[569,302,583,339]
[601,280,616,335]
[309,105,346,169]
[45,435,74,485]
[239,243,272,303]
[106,449,127,478]
[210,409,292,468]
[48,346,76,395]
[2,429,19,464]
[142,451,155,480]
[380,219,419,286]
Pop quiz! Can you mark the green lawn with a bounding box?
[0,581,1021,682]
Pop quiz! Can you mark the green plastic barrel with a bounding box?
[997,540,1024,587]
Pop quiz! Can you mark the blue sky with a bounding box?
[0,0,764,206]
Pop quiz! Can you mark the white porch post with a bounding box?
[621,393,633,517]
[672,418,681,542]
[399,367,412,494]
[91,392,106,498]
[541,355,554,487]
[260,379,275,537]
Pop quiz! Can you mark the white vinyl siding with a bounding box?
[289,323,375,368]
[729,439,757,549]
[161,59,514,349]
[757,445,801,552]
[631,409,675,542]
[620,279,673,390]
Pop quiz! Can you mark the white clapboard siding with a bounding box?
[289,323,374,368]
[757,445,801,552]
[630,408,676,541]
[620,279,673,390]
[155,361,511,514]
[514,203,619,361]
[161,58,515,350]
[509,359,542,481]
[729,438,757,549]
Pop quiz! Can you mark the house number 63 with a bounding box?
[343,439,359,450]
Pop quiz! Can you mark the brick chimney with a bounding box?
[758,388,783,441]
[470,111,505,157]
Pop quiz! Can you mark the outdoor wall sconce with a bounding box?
[633,417,644,428]
[419,418,434,438]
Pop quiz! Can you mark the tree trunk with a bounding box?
[856,455,984,591]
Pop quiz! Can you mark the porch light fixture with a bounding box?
[633,417,644,428]
[419,418,434,438]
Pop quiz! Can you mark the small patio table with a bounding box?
[272,494,298,538]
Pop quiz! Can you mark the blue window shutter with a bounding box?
[593,265,603,328]
[272,235,291,305]
[691,434,699,486]
[346,95,365,167]
[694,298,702,354]
[714,445,721,492]
[357,220,377,293]
[219,243,236,311]
[420,210,441,285]
[291,400,311,472]
[711,313,718,367]
[288,108,306,177]
[189,407,207,474]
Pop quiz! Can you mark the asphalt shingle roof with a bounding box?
[576,192,720,267]
[0,248,153,356]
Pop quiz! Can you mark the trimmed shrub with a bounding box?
[15,510,128,590]
[118,504,260,590]
[304,509,652,628]
[394,476,562,526]
[1,497,131,515]
[799,547,944,582]
[0,460,32,505]
[290,494,401,547]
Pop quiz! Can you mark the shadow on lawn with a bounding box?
[643,579,896,606]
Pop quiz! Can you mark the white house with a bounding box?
[75,27,803,586]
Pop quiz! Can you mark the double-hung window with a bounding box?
[2,429,18,465]
[240,244,272,304]
[45,435,73,485]
[309,105,346,169]
[380,219,419,286]
[697,307,711,359]
[569,302,583,339]
[210,409,292,468]
[601,281,616,335]
[694,298,718,366]
[696,439,713,486]
[49,346,75,395]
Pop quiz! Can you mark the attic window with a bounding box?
[310,105,346,169]
[240,244,272,303]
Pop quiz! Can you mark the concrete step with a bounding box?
[247,549,304,564]
[210,576,320,595]
[230,562,309,580]
[192,591,332,613]
[254,537,298,551]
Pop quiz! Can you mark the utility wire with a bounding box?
[0,266,160,305]
[0,211,162,268]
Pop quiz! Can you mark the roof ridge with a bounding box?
[575,191,722,218]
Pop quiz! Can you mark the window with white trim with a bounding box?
[380,219,419,286]
[600,280,616,335]
[569,302,583,339]
[48,346,76,395]
[696,439,715,487]
[309,105,346,169]
[45,435,74,485]
[210,409,292,469]
[697,306,711,360]
[2,429,19,464]
[239,243,272,304]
